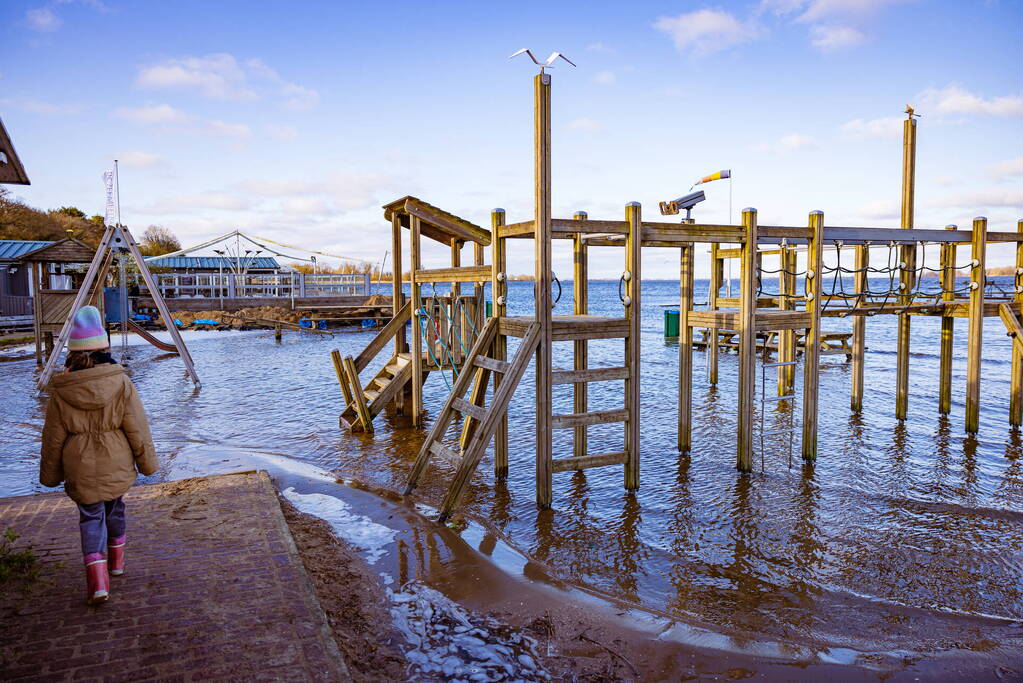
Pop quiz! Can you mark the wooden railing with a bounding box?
[0,295,33,316]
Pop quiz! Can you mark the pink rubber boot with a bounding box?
[84,553,109,605]
[107,536,126,576]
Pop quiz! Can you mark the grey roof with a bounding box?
[0,240,53,260]
[146,255,281,270]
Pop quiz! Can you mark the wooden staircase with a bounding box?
[404,317,540,522]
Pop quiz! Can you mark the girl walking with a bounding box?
[39,306,158,605]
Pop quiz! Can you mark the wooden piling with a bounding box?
[678,238,695,452]
[534,72,554,509]
[450,239,462,364]
[708,243,721,384]
[965,217,987,434]
[573,211,589,461]
[391,213,405,414]
[491,208,509,477]
[895,109,918,421]
[801,211,825,461]
[850,244,868,411]
[736,208,758,472]
[938,225,957,415]
[778,245,796,396]
[624,202,642,490]
[410,215,424,428]
[1012,219,1023,427]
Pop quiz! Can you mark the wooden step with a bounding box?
[551,367,628,385]
[473,355,510,373]
[452,397,487,421]
[429,441,461,467]
[551,409,629,429]
[552,451,627,473]
[364,389,381,402]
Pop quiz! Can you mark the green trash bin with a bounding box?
[486,301,492,317]
[664,309,679,338]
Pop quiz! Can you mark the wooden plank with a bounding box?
[778,245,797,396]
[459,366,491,451]
[330,349,354,408]
[736,209,757,472]
[552,409,629,429]
[553,218,628,234]
[999,304,1023,356]
[410,216,424,428]
[452,397,488,422]
[896,116,917,423]
[534,73,554,509]
[414,265,492,283]
[801,212,825,461]
[707,242,720,385]
[391,213,405,415]
[499,220,535,238]
[624,202,642,491]
[474,355,510,373]
[552,366,628,385]
[368,362,412,419]
[491,209,509,478]
[678,241,694,452]
[342,356,373,434]
[573,211,589,462]
[429,441,461,468]
[552,452,627,473]
[404,197,491,246]
[938,225,957,415]
[850,244,868,411]
[352,302,412,373]
[966,217,986,434]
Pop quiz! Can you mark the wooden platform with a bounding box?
[499,315,629,340]
[687,309,810,331]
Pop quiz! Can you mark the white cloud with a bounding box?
[26,7,61,31]
[136,53,319,110]
[236,179,321,197]
[859,199,900,220]
[989,157,1023,182]
[810,25,865,50]
[586,42,615,53]
[114,103,192,124]
[753,133,818,152]
[0,96,81,115]
[140,191,252,215]
[919,85,1023,118]
[930,188,1023,210]
[592,70,616,85]
[116,151,163,169]
[266,124,298,141]
[763,0,909,22]
[654,9,759,57]
[840,115,902,138]
[568,118,606,135]
[204,120,251,138]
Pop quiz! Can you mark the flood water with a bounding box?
[2,275,1022,677]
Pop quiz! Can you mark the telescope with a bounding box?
[659,190,706,220]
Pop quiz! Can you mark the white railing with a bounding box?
[136,272,371,299]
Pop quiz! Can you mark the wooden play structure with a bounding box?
[36,224,200,390]
[334,72,1023,522]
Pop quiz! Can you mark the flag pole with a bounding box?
[726,173,733,298]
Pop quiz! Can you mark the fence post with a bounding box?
[965,217,987,434]
[801,211,825,462]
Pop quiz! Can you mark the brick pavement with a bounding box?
[0,471,351,682]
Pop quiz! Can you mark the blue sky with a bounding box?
[2,0,1021,277]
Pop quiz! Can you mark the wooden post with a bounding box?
[624,202,642,490]
[1012,219,1023,427]
[895,109,917,420]
[850,244,869,411]
[736,208,758,472]
[965,217,987,434]
[450,238,462,365]
[802,211,825,461]
[778,245,796,395]
[573,211,589,460]
[534,72,554,509]
[678,239,695,452]
[473,241,485,335]
[391,213,405,414]
[707,243,721,383]
[939,225,957,415]
[410,215,424,428]
[274,324,282,342]
[491,208,510,478]
[32,261,43,365]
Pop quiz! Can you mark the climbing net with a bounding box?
[417,284,482,390]
[756,240,1004,316]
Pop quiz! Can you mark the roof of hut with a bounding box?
[382,196,490,246]
[0,240,53,261]
[18,237,95,263]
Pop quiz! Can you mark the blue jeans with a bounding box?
[77,497,126,556]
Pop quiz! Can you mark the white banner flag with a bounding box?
[103,170,116,226]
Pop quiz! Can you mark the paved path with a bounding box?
[0,471,350,682]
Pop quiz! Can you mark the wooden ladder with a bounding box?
[333,351,413,432]
[405,317,540,523]
[1000,303,1023,356]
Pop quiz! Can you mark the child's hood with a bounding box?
[49,364,127,410]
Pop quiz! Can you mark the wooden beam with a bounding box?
[1012,218,1023,427]
[801,211,825,462]
[404,197,491,246]
[413,265,492,283]
[552,452,627,473]
[534,72,554,509]
[965,217,986,434]
[552,409,628,429]
[939,225,957,415]
[573,211,589,462]
[736,208,758,472]
[352,302,411,373]
[678,240,694,452]
[391,213,405,415]
[410,215,424,428]
[491,208,509,478]
[778,245,797,397]
[624,202,642,490]
[342,356,373,434]
[708,242,721,385]
[554,366,628,385]
[850,244,868,411]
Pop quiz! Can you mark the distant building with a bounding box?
[145,255,283,273]
[0,239,52,316]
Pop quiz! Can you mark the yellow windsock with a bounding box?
[694,169,731,186]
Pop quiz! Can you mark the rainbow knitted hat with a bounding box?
[68,306,108,351]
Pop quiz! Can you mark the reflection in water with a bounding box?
[3,280,1023,668]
